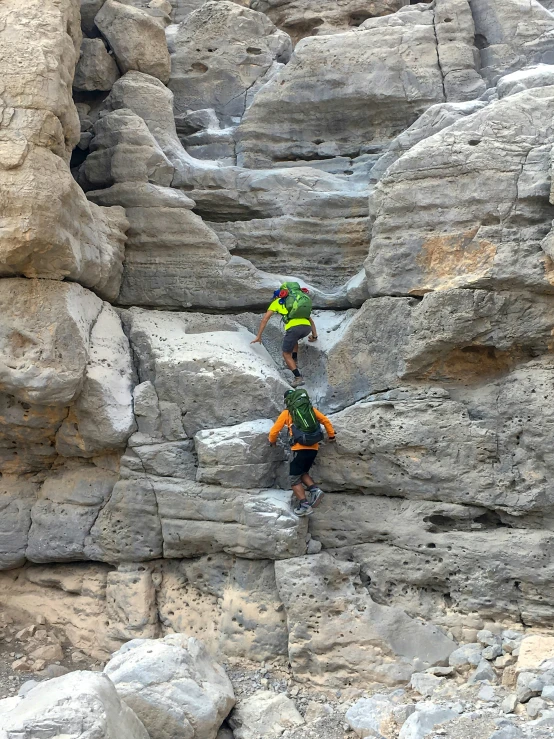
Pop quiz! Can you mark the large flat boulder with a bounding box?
[104,634,235,739]
[0,671,149,739]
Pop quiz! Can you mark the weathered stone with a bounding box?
[87,475,307,562]
[195,419,287,488]
[516,671,544,702]
[105,564,160,640]
[366,87,554,297]
[345,695,396,738]
[251,0,408,45]
[275,552,456,688]
[55,303,136,457]
[410,672,446,697]
[104,634,235,739]
[0,479,39,569]
[74,38,120,91]
[121,307,289,434]
[229,691,304,739]
[497,65,554,98]
[96,0,171,82]
[398,702,458,739]
[26,466,118,563]
[81,0,108,36]
[237,0,484,169]
[0,671,150,739]
[80,109,175,190]
[468,0,554,86]
[169,0,291,125]
[517,635,554,672]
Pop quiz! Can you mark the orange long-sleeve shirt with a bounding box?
[268,408,336,451]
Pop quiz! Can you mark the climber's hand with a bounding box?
[308,334,318,342]
[328,436,336,443]
[269,442,277,447]
[251,337,263,344]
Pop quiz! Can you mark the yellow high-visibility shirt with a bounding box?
[268,298,311,330]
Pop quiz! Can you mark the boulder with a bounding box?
[169,0,291,124]
[366,86,554,297]
[96,0,171,82]
[170,0,249,24]
[345,695,396,738]
[74,38,120,91]
[82,0,108,36]
[517,635,554,672]
[497,64,554,97]
[79,109,175,190]
[0,671,149,739]
[274,552,457,688]
[229,691,304,739]
[0,279,102,406]
[0,0,128,295]
[104,634,235,739]
[250,0,408,46]
[0,479,39,569]
[195,419,287,488]
[398,702,458,739]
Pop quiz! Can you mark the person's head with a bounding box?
[284,389,293,406]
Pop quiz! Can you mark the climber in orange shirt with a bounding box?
[269,389,336,517]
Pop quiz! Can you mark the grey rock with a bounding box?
[0,671,149,739]
[398,701,458,739]
[96,0,171,82]
[366,86,554,298]
[121,307,289,435]
[128,442,196,478]
[410,672,446,697]
[251,0,407,46]
[104,634,235,739]
[497,65,554,98]
[229,691,304,739]
[26,466,118,563]
[81,0,107,36]
[79,109,175,190]
[74,38,120,91]
[469,0,554,86]
[542,684,554,699]
[274,552,456,688]
[195,419,287,488]
[469,659,497,683]
[345,695,395,738]
[478,684,498,702]
[169,0,291,125]
[488,724,523,739]
[483,645,503,660]
[501,694,518,713]
[517,672,544,703]
[478,629,500,646]
[527,696,547,717]
[87,476,308,562]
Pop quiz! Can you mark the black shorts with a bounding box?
[282,324,312,353]
[289,449,318,486]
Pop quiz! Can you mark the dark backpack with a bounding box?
[280,282,312,324]
[285,389,324,446]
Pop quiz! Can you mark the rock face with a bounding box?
[251,0,409,46]
[169,1,292,125]
[6,0,554,706]
[104,634,235,739]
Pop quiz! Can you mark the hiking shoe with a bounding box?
[291,376,305,388]
[307,487,324,508]
[293,501,313,517]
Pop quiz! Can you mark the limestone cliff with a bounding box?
[2,0,554,701]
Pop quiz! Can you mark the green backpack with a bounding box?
[285,389,324,446]
[281,282,312,324]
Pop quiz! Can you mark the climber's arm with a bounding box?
[251,310,274,344]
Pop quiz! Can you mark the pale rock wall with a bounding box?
[3,0,554,700]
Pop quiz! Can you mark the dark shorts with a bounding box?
[289,449,318,486]
[282,324,311,353]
